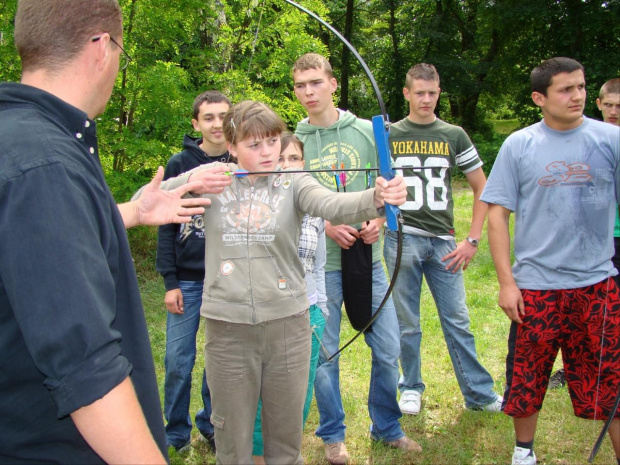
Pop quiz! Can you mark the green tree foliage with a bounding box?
[0,0,19,83]
[105,0,327,178]
[359,0,506,135]
[1,0,618,190]
[493,0,620,127]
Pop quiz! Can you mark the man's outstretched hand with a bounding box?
[120,167,211,229]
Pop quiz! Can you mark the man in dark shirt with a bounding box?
[0,0,211,462]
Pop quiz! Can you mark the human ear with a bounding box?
[531,91,545,108]
[226,142,236,156]
[330,78,338,94]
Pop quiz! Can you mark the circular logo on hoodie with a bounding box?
[307,141,362,189]
[220,260,234,276]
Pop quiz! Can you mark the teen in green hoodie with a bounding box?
[292,53,422,465]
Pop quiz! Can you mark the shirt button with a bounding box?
[89,147,95,154]
[85,121,91,128]
[76,133,83,139]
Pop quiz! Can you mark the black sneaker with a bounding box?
[169,441,191,455]
[200,431,216,453]
[548,369,566,389]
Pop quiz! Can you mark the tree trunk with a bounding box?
[339,0,355,111]
[385,0,405,121]
[113,0,138,173]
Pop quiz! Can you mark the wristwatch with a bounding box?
[466,236,479,247]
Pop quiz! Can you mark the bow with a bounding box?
[588,278,620,463]
[282,0,404,360]
[588,383,620,462]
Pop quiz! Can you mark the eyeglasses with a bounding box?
[91,35,132,70]
[278,155,303,165]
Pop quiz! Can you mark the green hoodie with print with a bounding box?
[295,110,382,271]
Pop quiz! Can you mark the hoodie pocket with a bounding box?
[249,255,304,306]
[205,256,250,304]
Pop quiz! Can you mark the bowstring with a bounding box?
[247,0,401,361]
[247,0,266,74]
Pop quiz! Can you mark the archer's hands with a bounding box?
[373,175,407,209]
[498,282,525,324]
[135,167,211,226]
[360,220,381,245]
[187,165,232,194]
[442,239,478,272]
[164,289,184,314]
[325,221,360,249]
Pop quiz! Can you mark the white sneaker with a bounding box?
[481,395,503,412]
[399,390,422,415]
[512,446,536,465]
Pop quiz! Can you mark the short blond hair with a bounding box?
[405,63,440,89]
[292,53,334,79]
[599,78,620,99]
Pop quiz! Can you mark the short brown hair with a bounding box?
[292,53,334,79]
[405,63,440,89]
[192,90,231,120]
[15,0,123,73]
[223,100,287,145]
[599,78,620,99]
[280,132,304,160]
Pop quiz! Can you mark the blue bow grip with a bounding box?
[372,115,399,231]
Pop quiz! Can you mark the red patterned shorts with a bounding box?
[503,278,620,419]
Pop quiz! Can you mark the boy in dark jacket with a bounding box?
[157,90,231,453]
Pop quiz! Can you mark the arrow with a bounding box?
[224,165,446,177]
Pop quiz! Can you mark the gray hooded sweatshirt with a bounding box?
[160,162,383,324]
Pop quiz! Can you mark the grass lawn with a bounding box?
[138,186,616,464]
[490,119,521,135]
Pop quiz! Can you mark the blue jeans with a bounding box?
[314,261,404,443]
[164,280,213,448]
[383,232,497,409]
